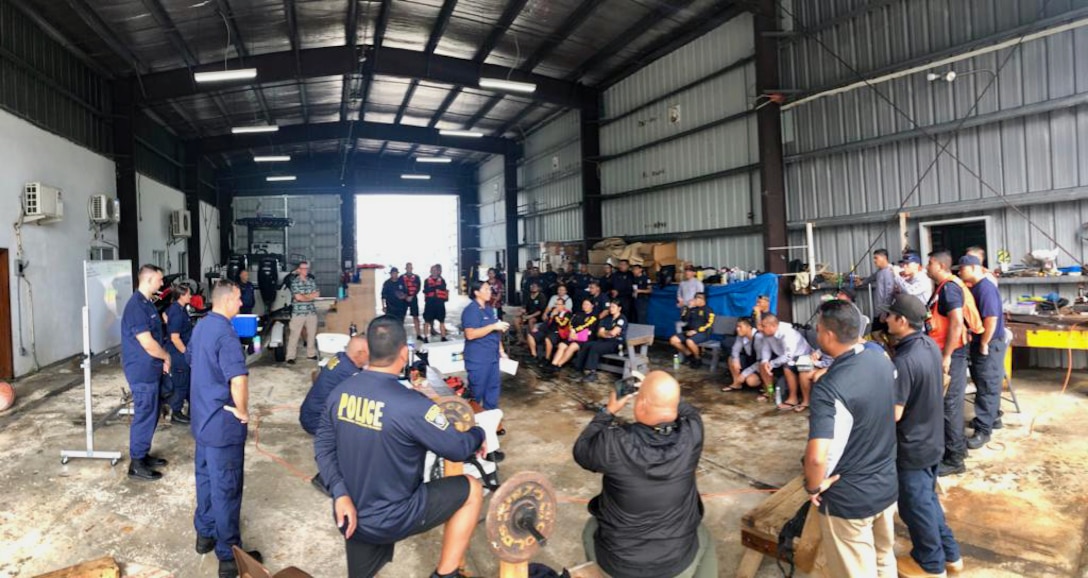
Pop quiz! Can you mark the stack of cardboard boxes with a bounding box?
[323,267,379,334]
[586,239,678,278]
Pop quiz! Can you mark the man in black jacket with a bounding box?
[573,371,716,578]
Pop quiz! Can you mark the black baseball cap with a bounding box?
[879,294,927,324]
[958,254,982,267]
[899,253,922,265]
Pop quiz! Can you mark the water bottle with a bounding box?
[764,381,774,399]
[252,335,262,354]
[673,354,681,370]
[348,322,358,337]
[452,352,464,362]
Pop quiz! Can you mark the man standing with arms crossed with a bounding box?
[885,295,964,577]
[121,264,171,481]
[188,280,262,576]
[286,261,320,365]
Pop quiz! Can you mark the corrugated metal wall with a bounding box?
[232,195,342,296]
[518,109,583,263]
[782,1,1088,367]
[476,155,506,269]
[599,13,763,268]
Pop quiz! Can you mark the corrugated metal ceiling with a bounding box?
[22,0,737,163]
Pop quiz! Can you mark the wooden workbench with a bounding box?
[1007,314,1088,351]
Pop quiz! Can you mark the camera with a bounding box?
[613,370,646,397]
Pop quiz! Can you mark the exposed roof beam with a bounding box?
[64,0,147,74]
[340,0,359,122]
[284,0,308,123]
[202,121,515,155]
[600,2,746,88]
[213,0,274,123]
[492,100,537,137]
[395,0,459,124]
[347,0,393,167]
[7,0,115,78]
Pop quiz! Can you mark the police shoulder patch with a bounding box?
[327,355,341,370]
[424,404,449,431]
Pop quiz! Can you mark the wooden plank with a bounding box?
[34,557,120,578]
[499,561,528,578]
[567,562,606,578]
[736,548,764,578]
[740,475,820,573]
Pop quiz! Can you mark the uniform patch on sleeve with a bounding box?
[425,404,449,431]
[327,355,340,370]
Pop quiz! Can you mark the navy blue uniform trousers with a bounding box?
[194,443,245,561]
[467,360,501,410]
[898,465,961,573]
[969,339,1006,436]
[167,350,191,414]
[129,381,160,460]
[943,347,969,465]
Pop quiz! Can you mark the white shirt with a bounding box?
[761,322,814,368]
[732,333,764,376]
[894,272,933,306]
[546,294,572,312]
[678,278,704,305]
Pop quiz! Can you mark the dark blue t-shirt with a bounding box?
[892,332,945,470]
[300,352,361,435]
[599,314,628,342]
[121,292,165,383]
[969,277,1005,337]
[808,344,898,518]
[314,371,485,542]
[187,312,249,447]
[239,282,256,314]
[937,280,964,315]
[164,302,192,353]
[634,274,651,301]
[462,301,500,365]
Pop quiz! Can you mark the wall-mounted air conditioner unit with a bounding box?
[90,194,113,223]
[170,209,192,239]
[23,183,64,220]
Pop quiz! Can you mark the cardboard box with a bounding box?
[588,249,610,265]
[587,264,607,277]
[652,242,678,263]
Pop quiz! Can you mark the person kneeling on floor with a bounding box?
[299,335,368,494]
[574,371,717,578]
[669,293,715,368]
[315,316,487,578]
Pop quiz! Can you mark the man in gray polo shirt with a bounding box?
[804,299,898,577]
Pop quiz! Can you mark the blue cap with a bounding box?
[899,253,922,265]
[958,255,982,267]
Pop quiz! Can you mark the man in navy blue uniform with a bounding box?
[959,254,1007,450]
[316,316,487,578]
[165,285,194,425]
[121,264,171,481]
[300,335,369,493]
[188,280,262,576]
[238,269,256,315]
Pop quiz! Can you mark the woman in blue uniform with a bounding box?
[461,280,509,411]
[544,299,598,374]
[165,286,194,424]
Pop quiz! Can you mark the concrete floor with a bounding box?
[2,337,1088,578]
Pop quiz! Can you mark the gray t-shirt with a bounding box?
[677,278,704,305]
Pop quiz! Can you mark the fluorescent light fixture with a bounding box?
[416,157,452,164]
[194,68,257,83]
[479,77,537,93]
[401,174,431,180]
[265,175,296,182]
[253,155,291,163]
[232,125,279,134]
[439,129,484,138]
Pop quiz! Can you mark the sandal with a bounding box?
[756,394,769,403]
[777,402,796,411]
[793,404,809,413]
[721,385,743,392]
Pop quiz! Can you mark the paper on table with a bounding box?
[500,357,519,375]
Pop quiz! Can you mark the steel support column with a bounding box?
[754,0,791,321]
[184,143,203,278]
[340,178,356,270]
[503,153,519,305]
[217,184,233,264]
[460,182,480,295]
[580,92,602,252]
[113,79,139,282]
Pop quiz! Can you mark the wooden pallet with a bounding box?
[737,475,821,578]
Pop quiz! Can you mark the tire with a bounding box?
[273,345,286,363]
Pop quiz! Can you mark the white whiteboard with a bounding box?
[84,260,133,357]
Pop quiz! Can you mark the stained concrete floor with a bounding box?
[2,340,1088,578]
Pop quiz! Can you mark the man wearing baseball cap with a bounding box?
[884,294,964,577]
[958,254,1007,450]
[895,253,933,306]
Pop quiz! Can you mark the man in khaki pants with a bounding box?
[804,300,899,577]
[286,261,320,365]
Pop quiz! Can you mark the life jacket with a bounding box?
[424,277,448,301]
[928,276,984,350]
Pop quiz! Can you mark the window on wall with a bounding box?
[152,250,166,270]
[920,217,992,266]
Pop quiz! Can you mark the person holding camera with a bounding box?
[573,371,716,578]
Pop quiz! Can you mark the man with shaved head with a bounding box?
[300,335,369,494]
[574,371,717,578]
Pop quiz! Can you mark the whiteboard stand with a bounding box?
[60,308,123,466]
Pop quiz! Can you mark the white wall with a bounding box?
[199,201,221,276]
[135,174,188,275]
[0,109,118,377]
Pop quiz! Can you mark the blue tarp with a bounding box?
[645,274,780,338]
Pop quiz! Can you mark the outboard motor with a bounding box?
[258,257,281,306]
[226,254,248,282]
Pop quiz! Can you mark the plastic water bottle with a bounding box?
[673,354,681,370]
[252,335,262,354]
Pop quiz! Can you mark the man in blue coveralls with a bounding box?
[188,280,262,576]
[316,316,487,578]
[165,285,194,424]
[121,264,171,481]
[300,335,369,494]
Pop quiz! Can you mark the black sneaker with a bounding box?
[143,454,169,467]
[307,355,318,360]
[128,459,163,481]
[966,432,991,450]
[581,371,598,383]
[689,357,703,369]
[195,535,215,554]
[430,570,469,578]
[420,337,429,343]
[441,337,449,342]
[171,411,191,425]
[219,551,262,578]
[938,460,966,477]
[286,359,296,365]
[485,450,505,463]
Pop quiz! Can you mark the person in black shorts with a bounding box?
[381,268,409,323]
[669,293,715,368]
[315,316,486,578]
[422,264,449,343]
[402,263,423,341]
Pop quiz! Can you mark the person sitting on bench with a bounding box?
[723,318,763,394]
[758,314,814,412]
[544,299,598,375]
[575,300,628,383]
[528,296,572,364]
[669,293,715,369]
[513,281,546,346]
[574,371,717,578]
